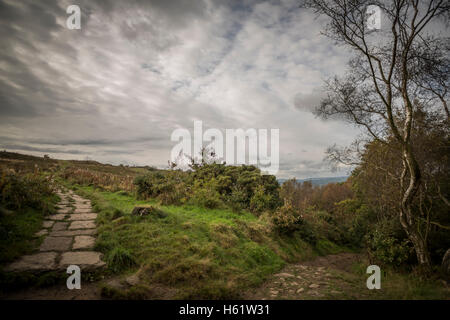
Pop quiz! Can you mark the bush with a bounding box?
[190,186,223,209]
[365,218,415,268]
[0,168,54,212]
[271,202,302,233]
[133,172,165,199]
[133,163,282,213]
[296,220,317,245]
[249,185,273,214]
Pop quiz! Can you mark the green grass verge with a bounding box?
[71,185,325,299]
[0,193,58,264]
[331,261,450,300]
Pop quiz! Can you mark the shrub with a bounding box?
[61,167,135,192]
[365,218,415,268]
[133,163,282,213]
[271,202,303,233]
[0,168,54,212]
[249,185,273,214]
[190,186,223,209]
[296,220,317,245]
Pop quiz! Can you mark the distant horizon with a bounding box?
[0,149,350,181]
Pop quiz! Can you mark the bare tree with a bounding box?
[302,0,449,269]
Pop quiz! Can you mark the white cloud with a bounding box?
[0,0,360,177]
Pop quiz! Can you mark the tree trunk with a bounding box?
[399,146,432,270]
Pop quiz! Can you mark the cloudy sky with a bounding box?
[0,0,361,178]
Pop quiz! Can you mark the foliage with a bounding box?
[353,110,450,266]
[0,167,57,263]
[134,163,282,213]
[74,186,321,299]
[365,218,415,268]
[271,202,302,233]
[0,168,54,212]
[61,167,135,192]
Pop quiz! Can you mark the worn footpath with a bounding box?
[5,188,105,273]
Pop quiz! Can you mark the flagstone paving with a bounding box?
[4,188,105,273]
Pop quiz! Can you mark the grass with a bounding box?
[70,184,325,299]
[0,207,45,264]
[350,261,449,299]
[315,239,351,256]
[319,260,450,300]
[0,189,59,265]
[1,152,447,300]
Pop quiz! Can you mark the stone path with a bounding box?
[4,188,105,273]
[244,253,367,300]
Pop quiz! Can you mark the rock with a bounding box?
[50,229,97,237]
[4,252,58,272]
[74,208,93,214]
[131,206,167,218]
[40,236,72,252]
[73,235,96,250]
[309,283,320,289]
[59,251,105,270]
[274,273,295,278]
[125,274,140,286]
[269,290,279,295]
[442,249,450,273]
[69,220,96,230]
[48,214,67,221]
[52,222,69,231]
[330,290,341,294]
[57,207,73,214]
[42,220,55,228]
[34,229,48,237]
[296,288,304,293]
[68,213,97,221]
[74,203,92,209]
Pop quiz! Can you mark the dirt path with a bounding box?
[2,188,105,299]
[244,253,368,300]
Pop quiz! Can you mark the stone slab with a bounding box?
[73,208,94,214]
[42,220,55,228]
[59,251,105,270]
[50,229,97,237]
[75,204,92,209]
[34,229,48,237]
[52,222,69,231]
[57,207,73,214]
[39,236,72,252]
[73,236,96,250]
[69,220,96,230]
[48,214,67,221]
[68,213,97,221]
[4,252,58,272]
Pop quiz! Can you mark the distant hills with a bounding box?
[277,176,348,186]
